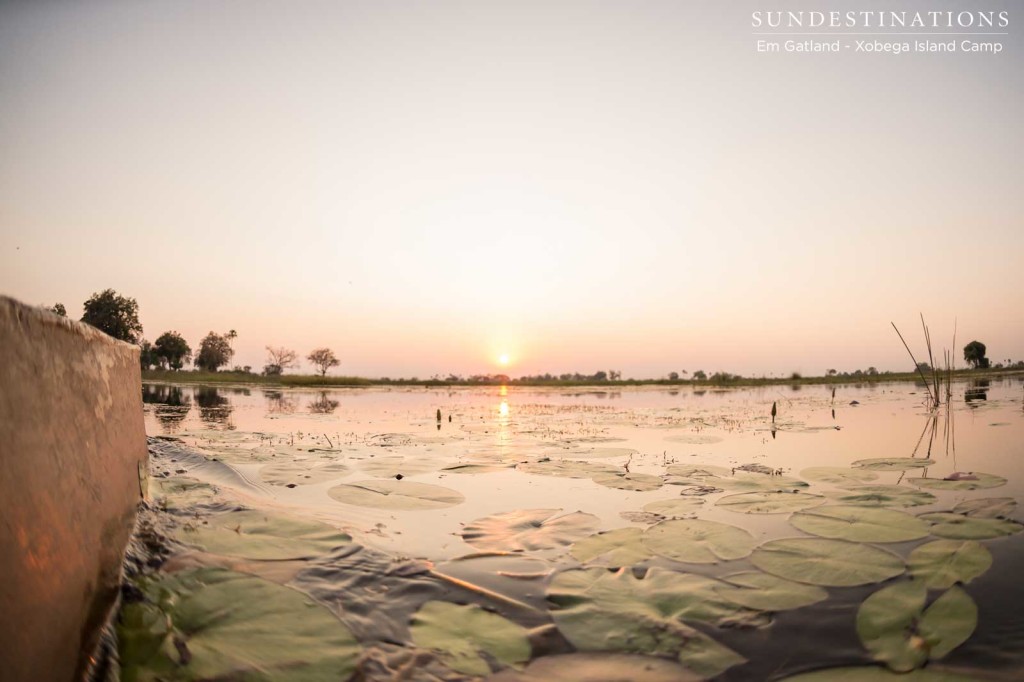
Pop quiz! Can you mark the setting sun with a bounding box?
[498,353,510,366]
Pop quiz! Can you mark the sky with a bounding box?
[2,0,1022,378]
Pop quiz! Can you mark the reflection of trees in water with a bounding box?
[142,384,192,432]
[965,380,990,404]
[308,392,339,414]
[264,389,298,415]
[196,386,233,425]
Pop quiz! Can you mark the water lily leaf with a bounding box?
[181,509,351,560]
[462,508,600,552]
[951,497,1017,519]
[918,512,1023,540]
[665,464,732,479]
[852,458,934,471]
[409,601,530,676]
[259,460,349,486]
[620,511,666,524]
[716,490,826,514]
[907,472,1006,491]
[751,538,904,586]
[908,540,992,590]
[828,485,937,508]
[488,652,702,682]
[358,455,438,477]
[328,480,465,510]
[642,497,705,516]
[856,582,977,672]
[570,528,653,567]
[591,472,664,491]
[801,467,879,485]
[119,568,360,681]
[715,571,828,611]
[789,506,929,543]
[152,476,218,510]
[779,665,977,681]
[546,567,749,677]
[666,465,808,492]
[574,446,639,459]
[440,462,515,474]
[516,460,619,479]
[643,519,755,563]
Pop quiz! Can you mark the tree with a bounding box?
[81,289,143,342]
[827,368,838,376]
[139,340,158,370]
[154,331,192,370]
[668,371,680,381]
[692,370,707,381]
[264,346,298,376]
[195,332,235,371]
[963,341,990,369]
[50,303,66,317]
[307,347,339,376]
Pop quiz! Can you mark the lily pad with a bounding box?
[181,509,351,560]
[517,460,619,479]
[643,519,755,563]
[801,467,879,485]
[828,485,937,508]
[779,666,976,681]
[440,462,515,474]
[409,601,530,676]
[358,455,438,478]
[951,497,1017,519]
[856,582,977,672]
[591,472,664,491]
[642,497,705,516]
[488,652,702,682]
[546,567,749,677]
[259,460,350,486]
[716,490,826,514]
[908,540,992,589]
[789,506,929,543]
[666,465,809,492]
[853,458,934,471]
[751,538,904,586]
[152,476,218,510]
[462,508,600,552]
[327,480,465,510]
[118,568,360,681]
[570,528,653,567]
[907,472,1006,491]
[918,512,1024,540]
[574,446,639,459]
[715,571,828,611]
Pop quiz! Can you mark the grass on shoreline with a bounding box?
[141,367,1024,389]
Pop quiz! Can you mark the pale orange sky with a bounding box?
[2,1,1022,378]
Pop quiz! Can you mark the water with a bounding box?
[137,377,1024,680]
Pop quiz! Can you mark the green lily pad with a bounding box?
[327,480,465,510]
[751,538,905,586]
[358,455,438,477]
[643,519,755,563]
[666,465,809,492]
[715,571,828,611]
[462,508,600,552]
[918,512,1024,540]
[118,568,360,681]
[409,601,530,676]
[181,509,352,560]
[440,462,515,474]
[951,497,1017,519]
[908,540,992,590]
[853,458,934,471]
[570,528,653,567]
[546,567,749,678]
[907,472,1007,491]
[789,506,929,543]
[856,582,977,672]
[259,460,350,486]
[152,476,218,510]
[779,665,977,681]
[716,490,826,514]
[642,497,705,516]
[828,485,937,508]
[488,652,702,682]
[517,460,619,479]
[800,467,879,485]
[591,472,664,491]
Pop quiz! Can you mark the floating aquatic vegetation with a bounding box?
[917,512,1024,540]
[151,476,218,510]
[643,519,755,563]
[119,567,360,681]
[546,567,750,678]
[572,446,639,459]
[591,471,664,491]
[789,506,929,543]
[714,571,828,611]
[462,509,600,553]
[516,459,619,479]
[181,509,352,560]
[827,485,937,508]
[666,464,809,492]
[856,582,977,672]
[779,666,976,681]
[716,490,826,514]
[907,472,1007,491]
[570,528,652,567]
[951,497,1017,519]
[259,460,350,486]
[439,462,515,474]
[663,433,724,445]
[328,480,465,510]
[907,540,993,590]
[642,497,705,516]
[751,538,905,586]
[800,467,879,485]
[619,511,666,524]
[409,601,530,676]
[358,455,439,478]
[488,652,702,682]
[852,458,934,471]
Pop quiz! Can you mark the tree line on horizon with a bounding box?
[44,288,1019,381]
